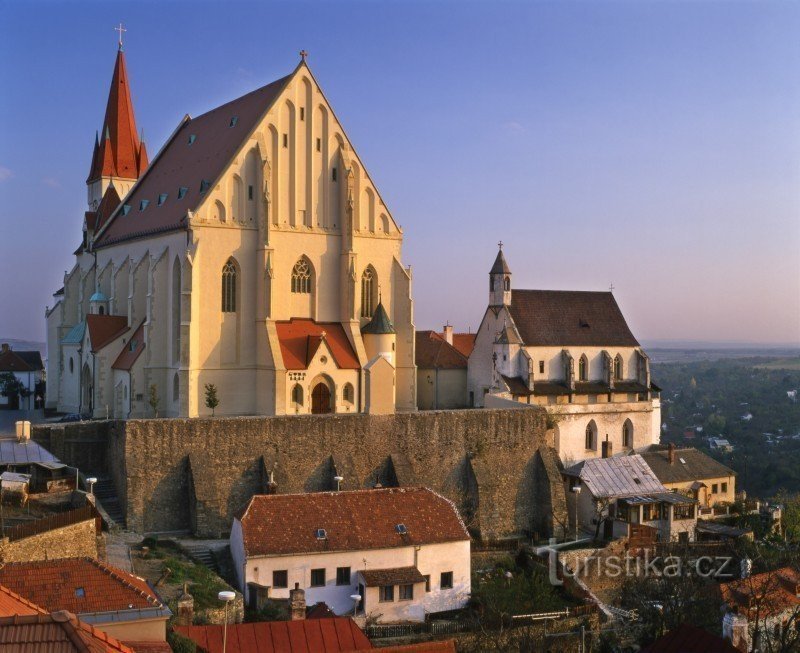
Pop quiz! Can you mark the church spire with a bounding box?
[489,242,512,306]
[87,43,146,183]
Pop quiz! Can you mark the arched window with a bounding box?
[623,419,633,448]
[69,357,74,374]
[221,259,237,312]
[343,382,354,403]
[579,355,588,381]
[98,306,105,315]
[585,420,597,450]
[292,383,303,405]
[291,259,311,294]
[503,277,510,291]
[361,267,375,318]
[614,354,623,380]
[173,372,180,402]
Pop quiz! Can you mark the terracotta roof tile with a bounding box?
[112,321,145,371]
[720,567,800,618]
[0,610,136,653]
[94,71,292,248]
[94,184,123,233]
[238,487,469,557]
[0,583,47,616]
[174,617,373,653]
[86,314,129,352]
[276,319,360,370]
[415,331,468,370]
[359,566,425,587]
[0,558,164,616]
[122,642,173,653]
[508,290,639,347]
[0,347,43,373]
[450,333,475,358]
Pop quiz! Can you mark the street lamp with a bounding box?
[349,593,361,617]
[218,590,235,653]
[334,475,344,492]
[86,477,97,498]
[571,485,582,541]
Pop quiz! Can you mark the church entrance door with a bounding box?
[311,383,331,414]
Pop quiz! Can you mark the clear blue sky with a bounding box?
[1,1,799,346]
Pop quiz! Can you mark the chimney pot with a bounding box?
[602,435,612,459]
[443,324,453,345]
[668,442,676,465]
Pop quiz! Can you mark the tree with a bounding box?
[0,372,24,398]
[148,384,160,418]
[205,383,219,416]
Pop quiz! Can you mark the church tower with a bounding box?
[489,244,512,306]
[86,40,148,212]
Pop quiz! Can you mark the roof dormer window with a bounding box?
[395,524,408,535]
[199,180,211,194]
[139,199,149,211]
[158,193,168,206]
[229,116,238,127]
[315,528,327,540]
[122,204,131,216]
[188,134,196,145]
[178,186,188,200]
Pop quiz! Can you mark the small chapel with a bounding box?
[46,41,415,418]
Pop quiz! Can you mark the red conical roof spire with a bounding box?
[87,46,147,183]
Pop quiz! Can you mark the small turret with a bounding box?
[361,300,396,365]
[489,243,511,306]
[89,290,109,316]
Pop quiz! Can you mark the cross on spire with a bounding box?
[114,22,127,50]
[609,282,615,293]
[498,240,503,250]
[299,49,309,62]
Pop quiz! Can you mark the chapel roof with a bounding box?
[507,290,640,347]
[489,248,511,275]
[275,319,360,370]
[93,66,294,248]
[85,315,129,353]
[111,321,146,371]
[237,487,469,557]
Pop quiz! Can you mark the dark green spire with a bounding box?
[361,301,395,335]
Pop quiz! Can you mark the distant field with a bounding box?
[754,357,800,371]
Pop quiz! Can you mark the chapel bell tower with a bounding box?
[489,243,512,306]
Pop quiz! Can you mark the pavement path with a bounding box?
[104,531,142,573]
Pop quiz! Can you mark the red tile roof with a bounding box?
[0,610,136,653]
[359,566,425,587]
[276,319,360,370]
[94,184,123,233]
[112,321,146,370]
[0,584,46,616]
[86,315,129,352]
[720,567,800,618]
[640,623,740,653]
[415,331,468,370]
[88,49,147,183]
[507,290,639,347]
[0,346,44,373]
[174,617,372,653]
[0,558,164,616]
[94,69,293,248]
[450,333,475,358]
[122,642,173,653]
[238,487,469,557]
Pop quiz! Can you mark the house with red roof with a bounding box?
[415,327,475,410]
[0,343,44,411]
[230,487,471,622]
[46,40,415,419]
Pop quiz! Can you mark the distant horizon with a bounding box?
[1,2,798,345]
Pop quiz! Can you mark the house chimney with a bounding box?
[443,323,453,345]
[602,434,612,459]
[0,343,9,354]
[176,583,194,626]
[668,442,676,465]
[290,582,306,620]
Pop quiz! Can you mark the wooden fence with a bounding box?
[3,505,101,542]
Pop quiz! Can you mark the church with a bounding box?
[45,44,415,418]
[467,246,662,464]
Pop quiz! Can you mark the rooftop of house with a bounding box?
[563,454,667,499]
[415,331,469,370]
[0,583,46,617]
[0,610,136,653]
[639,446,736,484]
[275,319,360,371]
[111,321,146,371]
[720,567,800,618]
[0,345,44,373]
[0,558,168,622]
[237,487,470,557]
[639,622,741,653]
[507,289,640,348]
[173,617,372,653]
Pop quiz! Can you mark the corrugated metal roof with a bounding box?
[564,455,666,499]
[0,438,60,465]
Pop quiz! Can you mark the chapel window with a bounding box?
[343,383,354,404]
[292,383,303,405]
[221,259,237,313]
[361,268,375,318]
[579,355,588,381]
[291,259,311,294]
[623,420,633,448]
[614,355,623,380]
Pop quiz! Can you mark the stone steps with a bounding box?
[181,543,219,573]
[91,477,125,528]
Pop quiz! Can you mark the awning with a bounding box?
[359,566,426,587]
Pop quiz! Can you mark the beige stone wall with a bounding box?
[0,518,98,563]
[94,617,166,643]
[417,368,468,410]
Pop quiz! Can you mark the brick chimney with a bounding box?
[290,582,306,620]
[602,434,612,459]
[668,442,676,465]
[443,323,453,345]
[176,582,194,626]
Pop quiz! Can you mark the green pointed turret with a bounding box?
[361,301,395,335]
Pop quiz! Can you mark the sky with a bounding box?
[1,0,799,346]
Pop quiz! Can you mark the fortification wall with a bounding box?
[35,409,567,540]
[0,519,98,563]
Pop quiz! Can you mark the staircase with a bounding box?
[91,477,125,528]
[181,543,220,573]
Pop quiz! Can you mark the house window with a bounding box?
[585,421,597,450]
[316,138,321,152]
[399,584,414,601]
[221,259,237,313]
[614,355,623,380]
[674,504,695,520]
[424,575,431,592]
[75,587,85,597]
[310,569,326,587]
[579,355,588,381]
[283,133,288,148]
[291,259,311,294]
[158,193,168,206]
[336,567,351,586]
[721,482,728,493]
[69,357,74,373]
[178,186,188,200]
[273,570,288,588]
[332,167,337,182]
[343,383,354,404]
[440,572,453,589]
[712,484,718,494]
[642,504,656,521]
[379,585,394,602]
[539,361,544,374]
[292,383,303,405]
[248,185,254,200]
[623,420,633,448]
[361,267,375,318]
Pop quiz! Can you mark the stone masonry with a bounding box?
[34,408,567,540]
[0,518,98,563]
